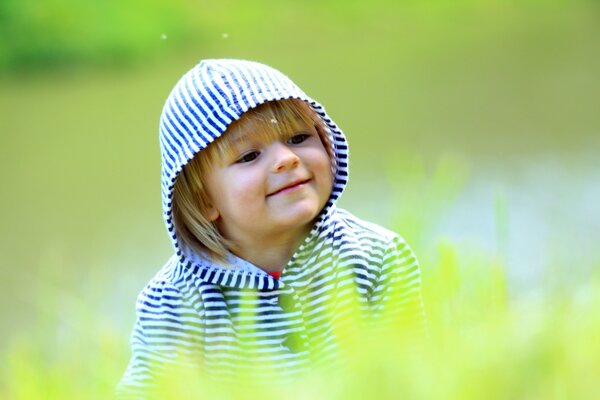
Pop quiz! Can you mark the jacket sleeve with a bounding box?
[368,236,427,332]
[116,279,204,398]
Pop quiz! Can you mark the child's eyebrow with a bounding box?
[226,129,252,145]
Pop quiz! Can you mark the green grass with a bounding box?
[2,242,600,399]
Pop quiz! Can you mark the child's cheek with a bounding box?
[231,171,263,202]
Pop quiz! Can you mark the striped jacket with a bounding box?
[117,59,424,396]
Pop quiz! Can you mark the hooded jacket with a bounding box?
[117,59,424,395]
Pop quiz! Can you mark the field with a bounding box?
[1,1,599,398]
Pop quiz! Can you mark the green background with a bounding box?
[1,0,599,397]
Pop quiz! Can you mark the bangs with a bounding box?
[208,99,326,165]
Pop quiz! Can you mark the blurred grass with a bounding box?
[1,0,599,398]
[2,239,600,399]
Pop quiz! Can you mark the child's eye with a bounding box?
[287,133,310,145]
[236,151,260,163]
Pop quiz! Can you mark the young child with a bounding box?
[117,59,425,395]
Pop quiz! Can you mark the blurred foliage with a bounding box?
[2,239,600,398]
[1,0,598,72]
[0,0,196,71]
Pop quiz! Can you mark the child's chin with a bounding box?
[275,206,321,227]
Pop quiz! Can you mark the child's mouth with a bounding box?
[268,179,310,197]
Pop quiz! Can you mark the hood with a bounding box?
[159,59,349,270]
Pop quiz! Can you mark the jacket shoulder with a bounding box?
[332,207,404,245]
[136,255,206,317]
[330,208,419,283]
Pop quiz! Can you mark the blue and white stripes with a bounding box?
[118,207,425,396]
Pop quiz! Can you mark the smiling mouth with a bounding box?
[267,179,310,197]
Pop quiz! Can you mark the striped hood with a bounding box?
[159,59,349,272]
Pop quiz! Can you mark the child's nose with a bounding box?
[271,142,300,173]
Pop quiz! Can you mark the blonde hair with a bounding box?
[172,99,334,261]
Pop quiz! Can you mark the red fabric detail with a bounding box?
[268,271,282,280]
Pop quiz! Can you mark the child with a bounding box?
[117,59,425,395]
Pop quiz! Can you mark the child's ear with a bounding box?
[204,204,220,222]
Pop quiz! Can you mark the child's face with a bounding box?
[203,120,334,246]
